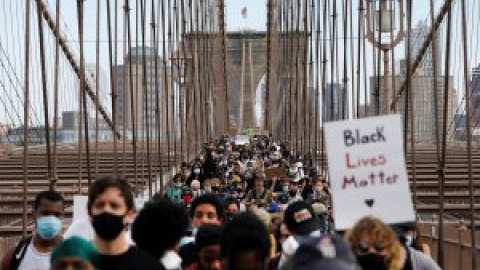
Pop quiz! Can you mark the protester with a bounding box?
[288,234,357,270]
[87,174,162,270]
[50,236,100,270]
[346,216,441,270]
[185,225,224,270]
[224,197,240,221]
[221,213,271,270]
[1,190,64,270]
[180,194,225,269]
[132,197,190,270]
[243,178,272,208]
[396,223,432,257]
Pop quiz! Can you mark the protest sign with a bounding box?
[265,166,287,180]
[233,135,250,145]
[324,114,415,230]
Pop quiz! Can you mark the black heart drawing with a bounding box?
[365,199,375,208]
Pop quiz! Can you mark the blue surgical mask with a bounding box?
[36,215,62,240]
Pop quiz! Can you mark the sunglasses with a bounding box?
[356,241,386,254]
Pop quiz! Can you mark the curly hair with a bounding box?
[132,197,189,259]
[345,216,404,270]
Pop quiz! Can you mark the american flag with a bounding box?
[241,7,247,19]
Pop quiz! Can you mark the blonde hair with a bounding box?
[345,216,404,270]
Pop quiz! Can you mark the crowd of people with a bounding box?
[0,135,441,270]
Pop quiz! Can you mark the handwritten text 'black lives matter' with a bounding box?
[341,126,399,190]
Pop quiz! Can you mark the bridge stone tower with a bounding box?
[183,30,307,137]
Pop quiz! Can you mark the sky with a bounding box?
[1,0,479,128]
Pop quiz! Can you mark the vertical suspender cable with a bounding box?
[22,0,31,237]
[125,0,138,187]
[320,0,327,174]
[405,0,417,213]
[52,0,61,182]
[140,0,153,197]
[106,0,119,173]
[121,0,127,173]
[36,0,53,186]
[342,0,348,120]
[77,0,92,187]
[96,0,101,175]
[314,0,320,167]
[437,3,453,267]
[430,0,441,184]
[460,0,477,268]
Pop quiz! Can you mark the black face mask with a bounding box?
[357,253,388,270]
[91,212,126,241]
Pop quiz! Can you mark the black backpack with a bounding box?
[10,236,32,270]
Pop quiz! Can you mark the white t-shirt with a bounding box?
[17,242,50,270]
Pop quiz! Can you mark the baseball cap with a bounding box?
[291,234,357,270]
[284,201,321,235]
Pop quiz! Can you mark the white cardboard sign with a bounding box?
[324,114,415,230]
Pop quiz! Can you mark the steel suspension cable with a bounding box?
[22,0,31,237]
[36,0,53,185]
[460,1,477,268]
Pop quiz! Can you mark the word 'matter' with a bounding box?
[342,171,398,190]
[344,126,386,147]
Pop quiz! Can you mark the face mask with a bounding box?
[289,168,298,174]
[205,186,212,193]
[357,254,388,270]
[282,185,289,192]
[36,215,63,240]
[405,235,414,247]
[194,169,201,174]
[91,212,125,241]
[176,183,183,188]
[281,236,299,256]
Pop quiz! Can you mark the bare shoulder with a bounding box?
[1,247,15,270]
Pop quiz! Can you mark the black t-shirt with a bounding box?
[100,246,165,270]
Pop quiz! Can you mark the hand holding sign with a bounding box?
[324,115,415,230]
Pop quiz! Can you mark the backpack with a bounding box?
[11,236,32,270]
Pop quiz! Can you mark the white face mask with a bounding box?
[205,186,212,193]
[282,236,299,256]
[405,235,414,247]
[194,168,201,174]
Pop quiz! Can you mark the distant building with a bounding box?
[369,60,456,142]
[408,20,443,76]
[323,83,346,122]
[116,47,171,141]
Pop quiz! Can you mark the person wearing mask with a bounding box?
[88,174,162,270]
[346,216,441,270]
[221,213,271,270]
[187,165,204,186]
[243,178,273,209]
[50,237,100,270]
[167,176,186,204]
[191,180,205,199]
[1,190,64,270]
[184,225,224,270]
[397,223,432,257]
[132,197,190,270]
[223,197,240,221]
[180,194,225,269]
[305,178,331,207]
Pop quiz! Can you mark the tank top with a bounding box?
[17,242,50,270]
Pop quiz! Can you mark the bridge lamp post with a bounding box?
[365,0,404,115]
[172,49,191,163]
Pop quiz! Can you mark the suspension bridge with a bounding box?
[0,0,479,269]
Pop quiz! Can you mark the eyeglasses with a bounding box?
[356,241,386,254]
